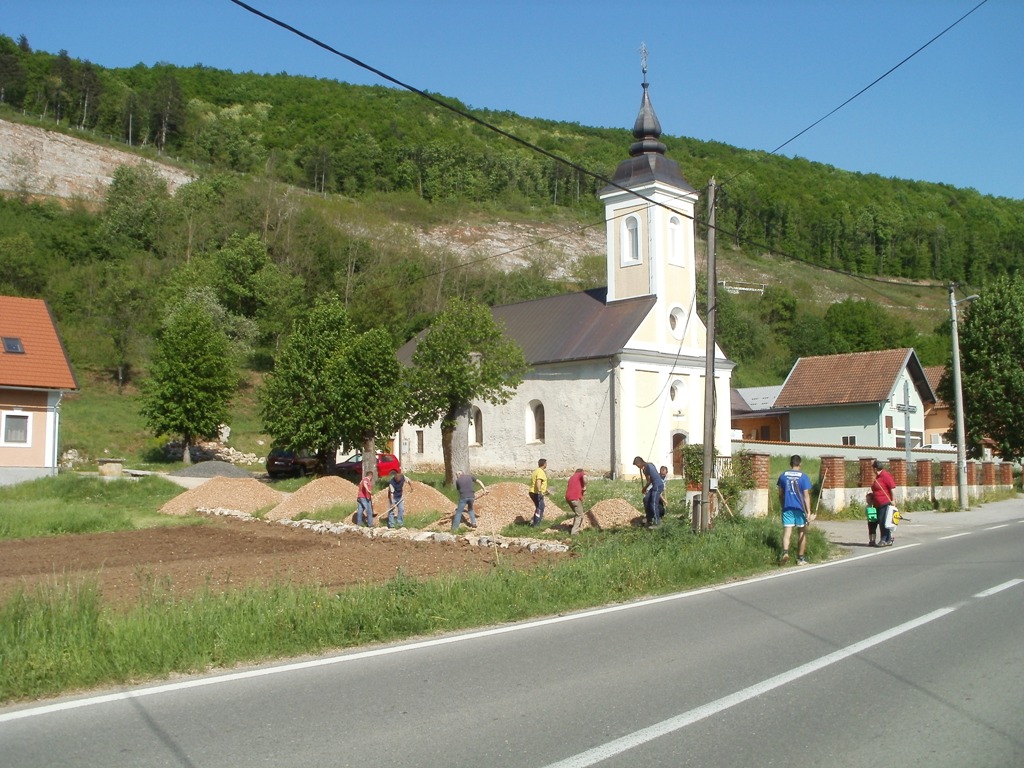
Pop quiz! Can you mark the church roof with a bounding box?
[397,288,655,368]
[600,80,695,195]
[492,288,654,365]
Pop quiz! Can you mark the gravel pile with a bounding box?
[159,477,284,516]
[581,498,644,530]
[425,481,535,533]
[168,460,255,479]
[265,476,358,521]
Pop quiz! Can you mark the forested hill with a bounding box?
[2,33,1023,285]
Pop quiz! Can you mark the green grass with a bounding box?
[0,474,190,540]
[0,513,826,703]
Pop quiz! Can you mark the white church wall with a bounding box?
[400,359,614,477]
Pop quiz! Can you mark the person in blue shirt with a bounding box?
[777,454,812,565]
[633,456,665,528]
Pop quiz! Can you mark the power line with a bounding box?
[720,0,989,187]
[230,0,958,299]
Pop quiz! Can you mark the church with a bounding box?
[398,77,735,479]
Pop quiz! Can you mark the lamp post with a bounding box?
[948,285,979,510]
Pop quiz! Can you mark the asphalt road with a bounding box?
[2,501,1022,767]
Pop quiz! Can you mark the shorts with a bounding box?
[782,509,807,527]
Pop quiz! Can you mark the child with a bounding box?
[865,491,878,546]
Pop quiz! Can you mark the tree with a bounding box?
[407,297,527,484]
[259,299,408,472]
[139,295,236,463]
[259,299,354,465]
[939,277,1024,461]
[334,327,408,479]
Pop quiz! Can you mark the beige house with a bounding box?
[399,81,734,479]
[0,296,78,485]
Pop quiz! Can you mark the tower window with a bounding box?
[621,216,641,265]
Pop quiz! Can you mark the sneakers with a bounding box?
[797,556,808,565]
[780,552,790,565]
[868,539,876,547]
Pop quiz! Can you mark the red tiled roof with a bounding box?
[923,365,947,408]
[0,296,78,390]
[774,348,927,408]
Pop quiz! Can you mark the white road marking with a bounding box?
[543,578,1023,768]
[938,532,973,540]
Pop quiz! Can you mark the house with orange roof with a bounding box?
[0,295,78,485]
[921,365,955,447]
[773,348,934,449]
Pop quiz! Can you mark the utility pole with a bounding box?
[700,178,717,532]
[949,285,978,510]
[897,379,916,468]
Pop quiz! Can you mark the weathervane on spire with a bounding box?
[639,42,648,86]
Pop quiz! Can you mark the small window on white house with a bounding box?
[470,406,483,446]
[842,436,857,446]
[416,430,424,454]
[621,215,641,265]
[2,413,29,445]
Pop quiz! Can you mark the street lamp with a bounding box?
[948,285,979,511]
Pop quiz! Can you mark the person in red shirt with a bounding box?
[566,468,587,535]
[869,459,897,546]
[356,471,375,527]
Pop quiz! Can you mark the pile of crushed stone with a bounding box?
[266,475,359,521]
[168,460,255,479]
[159,476,283,516]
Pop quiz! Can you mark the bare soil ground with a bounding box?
[0,475,646,609]
[0,515,564,610]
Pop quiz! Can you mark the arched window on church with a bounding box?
[470,406,483,446]
[528,401,545,443]
[668,216,683,265]
[622,215,641,265]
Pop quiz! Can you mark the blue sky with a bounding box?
[4,1,1021,200]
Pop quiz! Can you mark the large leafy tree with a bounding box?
[407,297,527,484]
[259,299,354,465]
[335,327,408,478]
[259,299,408,473]
[939,278,1024,461]
[139,295,236,463]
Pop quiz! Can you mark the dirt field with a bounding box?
[0,473,649,609]
[0,514,568,609]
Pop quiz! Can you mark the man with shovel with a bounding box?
[386,469,410,529]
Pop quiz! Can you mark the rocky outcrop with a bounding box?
[0,118,193,201]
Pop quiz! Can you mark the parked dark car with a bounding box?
[332,451,401,479]
[266,447,319,478]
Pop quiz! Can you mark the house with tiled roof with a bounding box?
[732,385,788,442]
[922,365,954,447]
[0,296,78,485]
[773,348,934,449]
[398,77,734,478]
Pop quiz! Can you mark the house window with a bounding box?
[2,412,29,445]
[842,435,857,446]
[2,337,24,354]
[759,426,772,441]
[621,215,641,265]
[470,406,483,446]
[416,430,424,454]
[528,401,545,443]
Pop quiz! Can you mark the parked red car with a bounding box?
[332,451,401,479]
